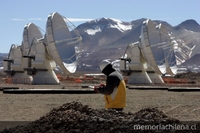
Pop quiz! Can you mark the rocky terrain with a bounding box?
[1,102,200,133]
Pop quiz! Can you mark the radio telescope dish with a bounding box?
[22,23,43,55]
[157,24,177,75]
[21,12,82,85]
[3,44,21,75]
[140,19,166,75]
[46,12,81,74]
[120,19,167,84]
[3,23,44,84]
[3,12,82,85]
[22,23,60,85]
[3,44,33,84]
[120,42,152,84]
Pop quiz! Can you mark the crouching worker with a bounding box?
[94,60,127,111]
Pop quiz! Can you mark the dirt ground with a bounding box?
[0,72,200,132]
[0,87,200,122]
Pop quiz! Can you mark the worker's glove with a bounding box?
[99,84,105,88]
[94,84,105,93]
[94,86,100,93]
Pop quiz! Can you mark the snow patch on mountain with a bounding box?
[109,22,132,32]
[108,18,132,32]
[86,27,102,35]
[86,17,132,35]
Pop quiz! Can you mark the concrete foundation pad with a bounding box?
[128,85,168,90]
[168,87,200,92]
[3,88,96,94]
[0,87,19,91]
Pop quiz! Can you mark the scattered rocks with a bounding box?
[176,72,200,79]
[1,102,199,133]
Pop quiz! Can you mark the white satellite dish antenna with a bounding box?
[140,19,166,74]
[3,44,33,84]
[120,41,152,84]
[3,44,20,75]
[140,19,166,83]
[22,12,82,85]
[2,23,46,84]
[45,12,81,74]
[22,23,59,85]
[22,23,44,55]
[120,19,174,84]
[157,24,177,75]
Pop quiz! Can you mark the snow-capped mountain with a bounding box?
[86,17,132,34]
[175,19,200,32]
[75,17,133,52]
[74,18,200,71]
[1,18,200,72]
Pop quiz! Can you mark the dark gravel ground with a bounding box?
[1,102,200,133]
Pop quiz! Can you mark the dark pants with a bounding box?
[109,108,123,111]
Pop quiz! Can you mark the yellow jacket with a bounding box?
[104,79,126,108]
[98,66,127,109]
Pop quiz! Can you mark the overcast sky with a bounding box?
[0,0,199,53]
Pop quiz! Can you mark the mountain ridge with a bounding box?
[1,18,200,72]
[174,19,200,32]
[76,18,200,71]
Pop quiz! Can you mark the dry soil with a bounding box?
[0,87,199,122]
